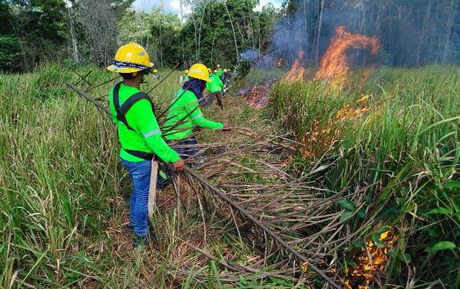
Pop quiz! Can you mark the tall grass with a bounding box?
[0,63,118,287]
[0,63,189,288]
[1,62,266,288]
[268,66,459,287]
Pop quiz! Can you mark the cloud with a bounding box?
[133,0,283,16]
[255,0,283,11]
[133,0,181,15]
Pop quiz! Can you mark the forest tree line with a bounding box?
[0,0,459,72]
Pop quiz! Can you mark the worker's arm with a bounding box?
[108,87,118,123]
[135,100,180,163]
[186,98,223,130]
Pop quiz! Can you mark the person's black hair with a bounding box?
[119,72,136,80]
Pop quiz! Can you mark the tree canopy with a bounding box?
[0,0,458,72]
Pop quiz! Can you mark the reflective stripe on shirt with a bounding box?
[191,113,203,121]
[143,128,161,138]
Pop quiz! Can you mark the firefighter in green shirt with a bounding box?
[163,63,230,165]
[221,68,229,88]
[206,70,225,110]
[215,64,223,77]
[107,43,185,248]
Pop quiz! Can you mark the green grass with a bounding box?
[0,63,262,288]
[0,64,118,287]
[268,65,460,287]
[1,63,459,288]
[0,63,189,288]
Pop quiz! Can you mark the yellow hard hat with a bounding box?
[184,70,189,74]
[188,63,211,82]
[223,69,228,72]
[217,64,221,67]
[214,70,217,73]
[153,69,158,73]
[107,43,153,73]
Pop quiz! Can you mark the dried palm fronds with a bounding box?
[159,126,357,288]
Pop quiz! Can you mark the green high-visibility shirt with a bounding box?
[206,74,224,93]
[164,89,224,140]
[184,74,189,82]
[108,83,180,163]
[216,69,223,76]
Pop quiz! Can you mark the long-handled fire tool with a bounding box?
[66,82,342,289]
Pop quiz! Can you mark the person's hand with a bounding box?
[172,158,186,172]
[222,124,231,131]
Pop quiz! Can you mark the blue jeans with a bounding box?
[121,158,152,237]
[167,136,203,165]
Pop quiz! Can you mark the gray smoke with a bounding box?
[258,0,459,67]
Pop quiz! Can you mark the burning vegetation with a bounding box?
[315,26,380,81]
[242,25,380,109]
[344,229,399,289]
[271,26,380,158]
[240,81,277,108]
[281,50,310,83]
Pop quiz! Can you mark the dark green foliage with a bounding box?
[0,35,22,71]
[236,60,251,79]
[177,0,277,69]
[0,2,22,71]
[0,2,14,34]
[0,0,68,70]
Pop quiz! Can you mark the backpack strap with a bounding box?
[113,83,157,161]
[124,149,154,161]
[113,82,155,131]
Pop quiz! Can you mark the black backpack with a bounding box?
[112,82,156,160]
[112,82,155,131]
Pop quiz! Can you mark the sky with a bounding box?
[133,0,283,19]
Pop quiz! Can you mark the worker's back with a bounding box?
[206,74,224,93]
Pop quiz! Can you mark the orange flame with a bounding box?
[300,93,374,159]
[344,229,398,289]
[243,82,273,108]
[281,26,379,87]
[281,50,309,83]
[315,25,380,81]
